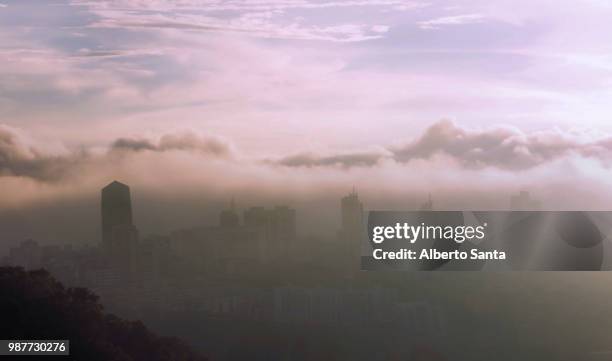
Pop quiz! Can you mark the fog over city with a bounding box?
[3,1,612,247]
[3,2,612,359]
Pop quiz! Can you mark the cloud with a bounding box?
[391,120,612,170]
[73,49,130,58]
[89,15,389,42]
[272,149,389,168]
[0,48,153,119]
[270,120,612,171]
[371,25,390,33]
[73,0,425,12]
[5,120,612,186]
[417,14,486,30]
[111,138,157,152]
[111,132,234,157]
[72,0,409,42]
[0,126,234,182]
[0,125,83,181]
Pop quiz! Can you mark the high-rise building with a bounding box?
[339,189,365,275]
[101,181,138,268]
[219,199,240,228]
[101,180,133,245]
[341,189,364,234]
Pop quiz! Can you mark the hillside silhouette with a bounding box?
[0,267,207,361]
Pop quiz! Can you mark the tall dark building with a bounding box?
[101,180,139,273]
[101,180,134,245]
[219,199,240,228]
[339,189,365,275]
[341,189,363,233]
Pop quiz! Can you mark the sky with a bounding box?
[2,0,612,243]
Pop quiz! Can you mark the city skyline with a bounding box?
[2,1,612,254]
[1,178,542,254]
[2,2,612,360]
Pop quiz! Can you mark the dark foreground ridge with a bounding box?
[0,267,207,361]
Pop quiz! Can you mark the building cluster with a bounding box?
[0,185,550,360]
[5,182,551,341]
[171,201,298,273]
[1,181,406,323]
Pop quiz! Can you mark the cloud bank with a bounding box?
[111,133,234,157]
[272,149,389,168]
[3,120,612,243]
[0,125,83,181]
[4,120,612,185]
[0,127,233,182]
[273,120,612,171]
[391,120,612,170]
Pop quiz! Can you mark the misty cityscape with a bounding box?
[4,0,612,359]
[1,180,447,359]
[1,180,553,360]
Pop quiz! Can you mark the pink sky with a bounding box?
[1,0,612,219]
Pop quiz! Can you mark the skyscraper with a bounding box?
[219,198,240,228]
[339,189,365,275]
[341,189,364,234]
[101,181,139,270]
[101,180,134,245]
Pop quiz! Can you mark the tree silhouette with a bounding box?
[0,267,207,361]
